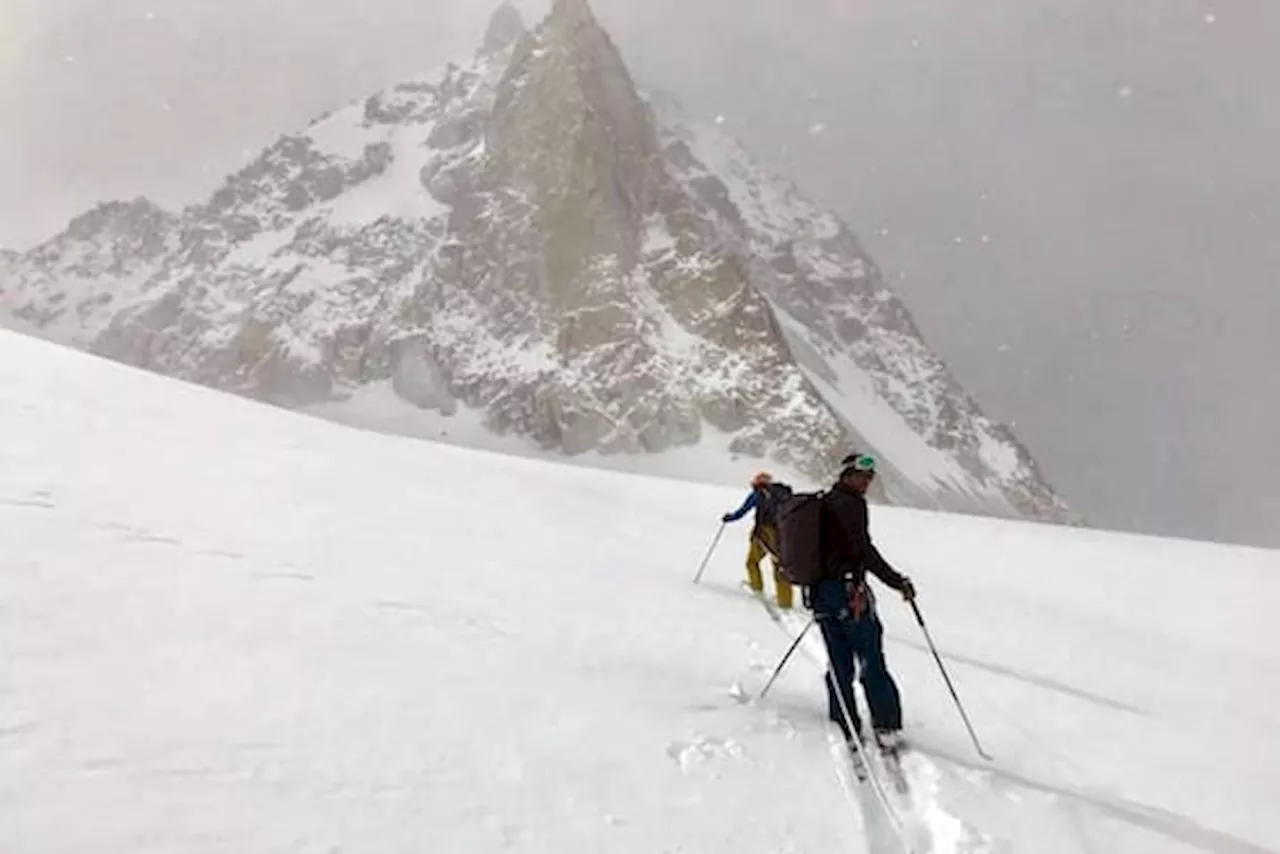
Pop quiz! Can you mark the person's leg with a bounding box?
[744,534,765,592]
[818,617,862,742]
[773,566,794,609]
[759,526,793,608]
[854,612,903,733]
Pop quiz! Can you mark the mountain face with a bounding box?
[0,0,1074,524]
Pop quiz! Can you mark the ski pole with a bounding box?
[909,599,993,761]
[758,617,814,700]
[692,522,726,584]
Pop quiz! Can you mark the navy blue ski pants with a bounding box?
[818,610,902,740]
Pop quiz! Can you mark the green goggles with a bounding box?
[840,454,877,476]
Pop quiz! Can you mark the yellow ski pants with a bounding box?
[746,524,793,609]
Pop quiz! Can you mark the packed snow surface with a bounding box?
[3,329,1278,853]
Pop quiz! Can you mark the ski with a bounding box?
[837,735,923,854]
[849,734,915,798]
[845,739,870,782]
[875,739,911,797]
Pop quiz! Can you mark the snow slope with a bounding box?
[3,328,1278,854]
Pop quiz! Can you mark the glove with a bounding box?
[721,513,734,523]
[900,577,917,601]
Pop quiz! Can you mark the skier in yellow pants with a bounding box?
[721,472,794,609]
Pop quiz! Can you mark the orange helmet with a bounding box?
[750,471,772,488]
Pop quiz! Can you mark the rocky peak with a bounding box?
[542,0,650,136]
[481,2,527,56]
[24,197,179,275]
[550,0,597,25]
[491,0,661,280]
[59,198,176,248]
[0,0,1076,526]
[0,196,181,343]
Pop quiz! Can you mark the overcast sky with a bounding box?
[3,0,1277,547]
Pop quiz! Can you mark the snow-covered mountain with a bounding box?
[0,0,1073,524]
[4,326,1278,853]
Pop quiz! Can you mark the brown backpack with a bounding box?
[776,490,829,586]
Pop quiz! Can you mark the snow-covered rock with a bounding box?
[0,0,1073,524]
[0,198,179,343]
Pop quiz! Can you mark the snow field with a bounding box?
[2,329,1278,853]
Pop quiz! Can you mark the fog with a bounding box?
[3,0,1277,546]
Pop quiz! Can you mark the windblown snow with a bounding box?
[3,329,1278,854]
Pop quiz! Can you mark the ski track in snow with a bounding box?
[882,634,1148,717]
[3,329,1279,854]
[726,577,1280,854]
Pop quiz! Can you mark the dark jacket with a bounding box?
[723,483,792,531]
[809,482,909,617]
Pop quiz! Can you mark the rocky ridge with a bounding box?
[0,0,1074,523]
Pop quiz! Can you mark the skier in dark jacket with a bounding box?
[721,471,794,608]
[811,453,915,751]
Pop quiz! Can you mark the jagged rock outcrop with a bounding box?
[0,0,1074,523]
[0,198,180,340]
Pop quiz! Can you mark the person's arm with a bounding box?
[722,491,757,522]
[841,495,915,598]
[864,541,913,597]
